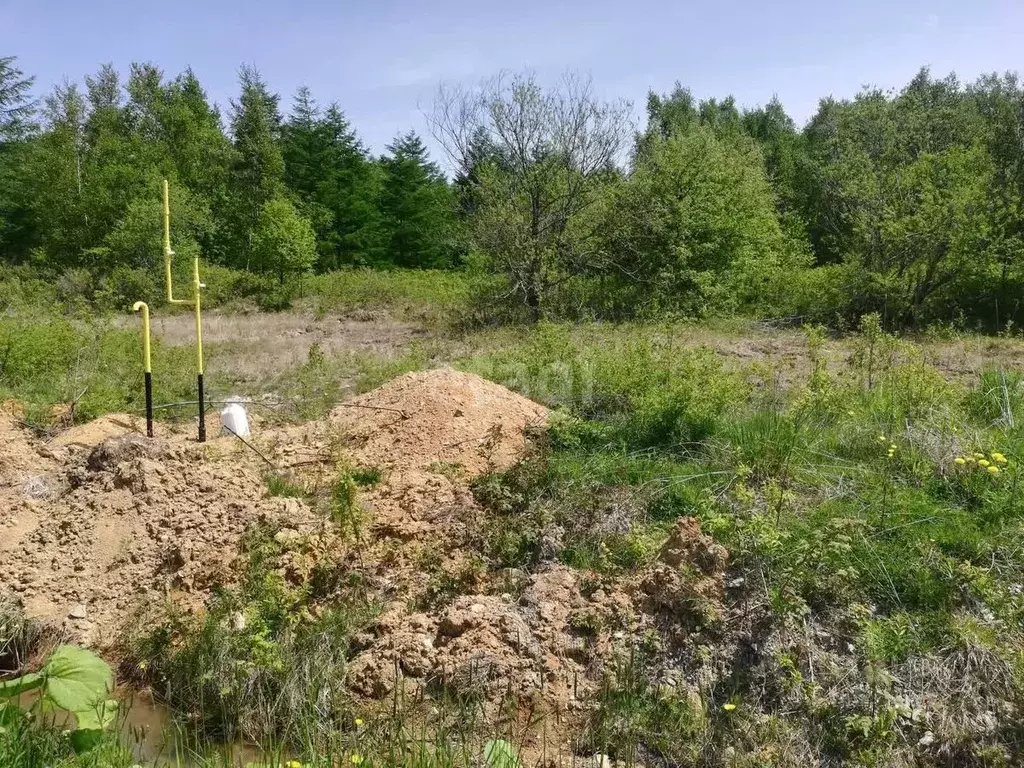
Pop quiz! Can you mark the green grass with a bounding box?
[303,268,470,320]
[464,318,1024,765]
[0,314,196,430]
[120,523,379,748]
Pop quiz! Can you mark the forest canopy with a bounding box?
[1,56,1022,329]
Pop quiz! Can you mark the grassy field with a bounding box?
[6,273,1024,765]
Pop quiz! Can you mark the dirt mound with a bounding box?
[0,369,550,652]
[0,405,53,485]
[0,429,318,645]
[329,369,548,476]
[640,516,729,634]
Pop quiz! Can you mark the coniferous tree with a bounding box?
[0,56,36,256]
[378,131,454,268]
[228,66,285,270]
[319,105,384,268]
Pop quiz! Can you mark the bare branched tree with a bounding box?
[429,71,632,318]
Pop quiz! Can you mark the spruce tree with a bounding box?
[228,66,284,269]
[379,131,453,268]
[0,56,36,257]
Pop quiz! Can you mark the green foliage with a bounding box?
[378,131,457,268]
[251,196,318,283]
[604,122,808,316]
[482,739,520,768]
[0,643,117,759]
[462,322,747,450]
[430,72,631,319]
[0,314,195,428]
[264,471,306,498]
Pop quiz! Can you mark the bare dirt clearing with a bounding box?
[116,308,428,390]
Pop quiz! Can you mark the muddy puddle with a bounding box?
[116,690,269,766]
[18,688,267,766]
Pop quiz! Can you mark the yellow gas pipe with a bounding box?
[162,179,207,441]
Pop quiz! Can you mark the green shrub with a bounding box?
[0,315,195,428]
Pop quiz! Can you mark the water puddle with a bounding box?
[117,690,268,766]
[16,688,268,767]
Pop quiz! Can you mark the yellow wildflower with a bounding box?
[355,717,364,727]
[966,456,976,464]
[285,762,302,768]
[350,756,363,765]
[723,702,737,712]
[993,453,1008,464]
[954,457,966,465]
[989,465,1001,475]
[877,435,887,443]
[974,452,985,459]
[979,459,990,467]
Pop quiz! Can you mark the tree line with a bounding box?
[0,58,456,288]
[2,56,1023,329]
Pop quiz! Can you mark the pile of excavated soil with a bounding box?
[326,368,550,475]
[0,369,550,647]
[0,423,318,646]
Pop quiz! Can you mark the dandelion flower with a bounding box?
[285,762,302,768]
[993,453,1008,464]
[966,457,976,464]
[974,452,985,460]
[989,466,1001,475]
[350,755,364,765]
[979,459,990,467]
[955,457,966,465]
[878,435,887,443]
[723,702,737,712]
[355,717,364,727]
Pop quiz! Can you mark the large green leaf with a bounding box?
[75,698,118,730]
[0,670,43,698]
[41,645,112,714]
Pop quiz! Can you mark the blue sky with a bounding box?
[3,0,1022,161]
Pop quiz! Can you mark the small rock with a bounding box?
[68,604,87,620]
[918,731,935,747]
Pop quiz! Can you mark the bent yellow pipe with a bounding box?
[132,301,151,373]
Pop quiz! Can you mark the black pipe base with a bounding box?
[144,371,153,438]
[197,373,206,443]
